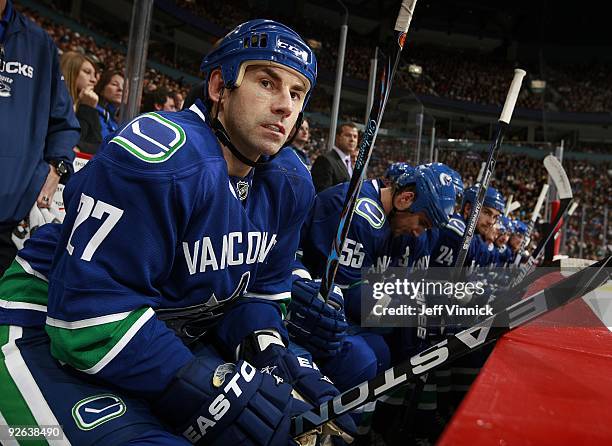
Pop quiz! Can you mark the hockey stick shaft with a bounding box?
[319,0,417,302]
[292,256,611,436]
[453,69,526,272]
[513,154,572,267]
[501,197,574,307]
[516,183,549,255]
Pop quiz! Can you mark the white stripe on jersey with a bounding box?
[81,308,155,375]
[2,326,71,445]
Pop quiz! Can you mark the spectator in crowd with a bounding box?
[141,86,177,112]
[60,51,102,154]
[174,91,184,110]
[94,70,124,142]
[310,122,359,193]
[287,118,311,167]
[0,0,79,274]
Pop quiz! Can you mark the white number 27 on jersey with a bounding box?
[66,193,124,261]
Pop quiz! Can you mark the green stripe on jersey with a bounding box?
[0,260,48,307]
[46,307,150,371]
[0,326,48,446]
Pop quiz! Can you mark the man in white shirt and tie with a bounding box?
[311,122,359,193]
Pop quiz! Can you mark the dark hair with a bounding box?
[336,122,358,136]
[95,70,124,108]
[142,87,173,113]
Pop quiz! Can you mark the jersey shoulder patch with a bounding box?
[446,217,466,237]
[355,197,385,229]
[110,112,187,163]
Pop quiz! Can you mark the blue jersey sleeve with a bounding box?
[45,113,220,395]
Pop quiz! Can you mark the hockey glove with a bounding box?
[240,330,357,442]
[155,355,310,446]
[286,279,348,358]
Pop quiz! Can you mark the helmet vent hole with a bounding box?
[251,35,259,47]
[243,37,250,48]
[259,34,268,47]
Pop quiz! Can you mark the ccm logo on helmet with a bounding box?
[0,61,34,78]
[277,39,309,63]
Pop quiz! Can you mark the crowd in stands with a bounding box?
[17,1,609,259]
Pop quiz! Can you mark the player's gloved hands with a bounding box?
[155,356,310,446]
[286,278,348,358]
[242,333,357,443]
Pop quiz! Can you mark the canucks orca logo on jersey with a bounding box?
[355,198,385,229]
[111,113,186,163]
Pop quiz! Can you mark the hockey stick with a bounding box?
[453,69,526,273]
[504,194,513,217]
[513,183,549,265]
[318,0,418,303]
[507,200,521,214]
[509,155,572,283]
[292,256,611,436]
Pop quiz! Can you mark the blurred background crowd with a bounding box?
[15,0,611,260]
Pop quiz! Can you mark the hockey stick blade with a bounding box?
[544,154,572,200]
[292,257,611,436]
[318,0,418,303]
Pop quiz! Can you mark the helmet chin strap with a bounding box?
[211,87,303,168]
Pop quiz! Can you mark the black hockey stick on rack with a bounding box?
[318,0,417,303]
[452,69,526,276]
[292,256,611,437]
[514,182,549,260]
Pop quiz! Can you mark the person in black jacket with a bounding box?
[60,51,102,154]
[310,122,359,193]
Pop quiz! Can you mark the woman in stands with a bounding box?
[60,51,102,154]
[94,70,124,142]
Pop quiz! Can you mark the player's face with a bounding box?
[508,233,524,251]
[222,65,307,159]
[496,232,509,247]
[477,206,500,235]
[391,211,432,237]
[76,60,97,94]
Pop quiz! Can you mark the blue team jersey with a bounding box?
[45,101,315,395]
[430,213,491,268]
[300,180,405,321]
[394,230,436,271]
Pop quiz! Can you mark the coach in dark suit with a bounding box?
[311,122,359,193]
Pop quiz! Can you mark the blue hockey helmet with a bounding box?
[200,19,317,110]
[497,215,511,233]
[384,162,412,182]
[394,164,458,228]
[462,185,506,213]
[511,219,528,235]
[423,162,464,199]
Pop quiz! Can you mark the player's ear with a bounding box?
[395,190,415,211]
[208,69,225,104]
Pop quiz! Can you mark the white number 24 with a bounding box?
[66,193,124,261]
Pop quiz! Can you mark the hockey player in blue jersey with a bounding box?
[288,164,458,385]
[493,215,514,266]
[1,19,357,445]
[508,219,529,262]
[395,163,465,272]
[430,185,506,269]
